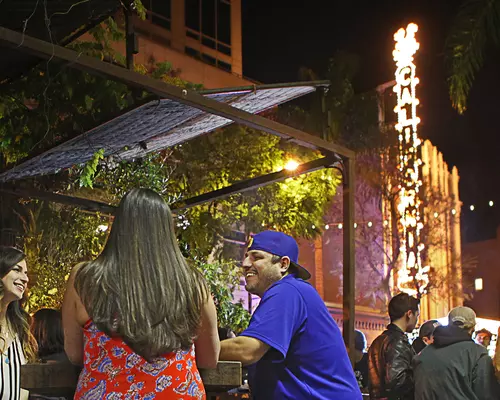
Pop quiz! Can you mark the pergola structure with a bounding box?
[0,4,357,358]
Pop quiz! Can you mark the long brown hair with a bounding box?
[31,308,64,359]
[0,246,38,362]
[75,188,208,361]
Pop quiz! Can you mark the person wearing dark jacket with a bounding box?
[368,293,420,400]
[413,306,500,400]
[412,320,440,354]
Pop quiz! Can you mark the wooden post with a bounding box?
[342,156,356,364]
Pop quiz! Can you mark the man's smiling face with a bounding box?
[242,250,283,297]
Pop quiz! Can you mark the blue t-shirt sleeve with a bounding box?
[240,281,307,361]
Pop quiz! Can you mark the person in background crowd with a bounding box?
[475,328,493,348]
[31,308,69,364]
[0,246,37,400]
[413,306,500,400]
[368,292,420,400]
[219,230,362,399]
[62,188,220,399]
[412,320,441,354]
[353,330,369,391]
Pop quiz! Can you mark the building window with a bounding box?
[145,0,172,31]
[184,47,232,73]
[185,0,200,31]
[217,0,231,45]
[185,0,231,45]
[218,60,232,72]
[185,46,201,58]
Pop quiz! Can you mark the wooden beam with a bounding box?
[0,157,338,215]
[0,27,354,159]
[172,156,340,211]
[0,186,115,215]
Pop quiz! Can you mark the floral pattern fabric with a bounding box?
[74,321,206,399]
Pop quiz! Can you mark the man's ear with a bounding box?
[280,256,291,273]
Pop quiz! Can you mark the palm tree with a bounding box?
[447,0,500,113]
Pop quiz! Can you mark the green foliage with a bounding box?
[132,0,147,20]
[447,0,500,113]
[79,149,105,188]
[168,125,340,255]
[20,203,108,311]
[280,52,380,151]
[195,260,250,333]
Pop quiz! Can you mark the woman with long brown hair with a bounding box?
[0,246,37,400]
[62,188,220,398]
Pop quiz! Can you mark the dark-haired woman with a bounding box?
[31,308,69,364]
[0,246,37,400]
[63,188,220,399]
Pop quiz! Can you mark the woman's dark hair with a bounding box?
[31,308,65,359]
[388,292,420,322]
[75,188,208,361]
[0,246,37,362]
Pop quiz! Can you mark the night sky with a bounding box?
[242,0,500,243]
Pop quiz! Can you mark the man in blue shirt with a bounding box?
[219,230,362,399]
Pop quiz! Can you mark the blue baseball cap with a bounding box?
[247,230,311,280]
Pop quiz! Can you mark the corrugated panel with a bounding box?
[0,86,315,182]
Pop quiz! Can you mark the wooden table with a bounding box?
[21,361,242,397]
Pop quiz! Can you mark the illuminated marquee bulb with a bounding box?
[393,23,427,294]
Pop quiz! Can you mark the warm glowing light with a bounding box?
[338,223,343,229]
[384,220,389,226]
[433,212,439,218]
[367,221,373,227]
[470,205,475,211]
[325,224,330,230]
[489,201,494,207]
[354,223,358,228]
[284,160,299,171]
[393,23,428,294]
[475,278,483,291]
[97,225,108,232]
[451,209,456,215]
[312,224,316,230]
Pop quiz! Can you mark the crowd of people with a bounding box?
[0,188,499,399]
[364,293,500,399]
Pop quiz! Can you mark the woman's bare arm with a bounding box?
[61,263,88,366]
[193,295,220,369]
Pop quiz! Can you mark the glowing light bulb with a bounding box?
[338,223,343,229]
[97,225,108,232]
[470,205,475,211]
[489,201,494,207]
[325,224,330,230]
[367,221,373,227]
[284,160,299,171]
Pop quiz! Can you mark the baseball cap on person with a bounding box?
[448,306,476,329]
[247,230,311,280]
[418,320,441,339]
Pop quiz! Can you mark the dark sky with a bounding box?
[241,0,500,243]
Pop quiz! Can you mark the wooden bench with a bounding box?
[21,361,242,397]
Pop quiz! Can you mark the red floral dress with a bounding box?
[74,320,206,399]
